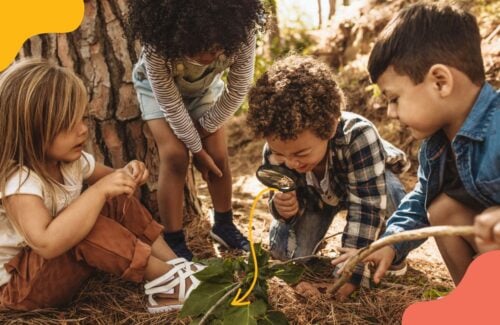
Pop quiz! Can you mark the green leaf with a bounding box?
[179,282,235,318]
[194,260,234,283]
[190,318,223,325]
[248,243,270,269]
[423,287,450,299]
[251,299,268,317]
[258,311,289,325]
[222,300,267,325]
[252,279,269,302]
[269,263,304,285]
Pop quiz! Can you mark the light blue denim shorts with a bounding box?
[132,62,224,121]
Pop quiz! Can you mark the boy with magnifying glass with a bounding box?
[247,55,409,300]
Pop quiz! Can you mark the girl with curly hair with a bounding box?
[127,0,266,260]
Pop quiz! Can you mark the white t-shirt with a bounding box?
[0,152,95,286]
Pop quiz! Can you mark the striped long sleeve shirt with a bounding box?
[143,34,256,153]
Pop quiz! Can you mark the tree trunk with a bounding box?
[328,0,337,20]
[317,0,323,29]
[15,0,203,221]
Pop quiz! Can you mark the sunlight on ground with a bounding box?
[233,175,266,197]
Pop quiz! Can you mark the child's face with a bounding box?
[377,66,448,140]
[266,129,330,174]
[46,118,89,164]
[186,47,224,65]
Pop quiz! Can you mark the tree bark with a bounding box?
[15,0,203,221]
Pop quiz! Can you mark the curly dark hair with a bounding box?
[247,55,345,141]
[126,0,266,60]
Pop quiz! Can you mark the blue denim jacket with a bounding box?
[382,82,500,263]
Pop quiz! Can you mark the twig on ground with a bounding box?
[329,225,474,294]
[270,254,333,266]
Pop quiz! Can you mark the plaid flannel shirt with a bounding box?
[266,112,409,286]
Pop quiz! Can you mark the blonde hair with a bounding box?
[0,58,88,220]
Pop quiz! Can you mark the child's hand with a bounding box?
[273,191,299,219]
[193,149,223,181]
[362,246,396,284]
[125,160,149,185]
[332,282,357,302]
[331,247,359,274]
[474,206,500,250]
[92,169,137,199]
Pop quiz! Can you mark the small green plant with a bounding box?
[180,244,304,324]
[422,287,451,300]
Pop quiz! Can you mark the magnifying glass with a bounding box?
[255,164,299,192]
[256,163,324,211]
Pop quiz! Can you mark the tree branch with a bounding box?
[329,225,475,294]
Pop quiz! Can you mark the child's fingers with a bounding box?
[331,253,350,267]
[334,283,356,301]
[372,257,391,284]
[128,161,139,175]
[139,168,149,185]
[210,166,223,178]
[494,223,500,244]
[475,208,500,242]
[274,197,298,215]
[274,192,298,206]
[274,194,298,208]
[205,158,222,178]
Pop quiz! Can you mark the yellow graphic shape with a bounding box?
[0,0,84,71]
[231,187,276,307]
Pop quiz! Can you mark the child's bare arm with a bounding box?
[4,169,137,259]
[86,162,114,184]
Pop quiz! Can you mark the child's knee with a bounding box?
[208,149,229,171]
[213,155,228,171]
[428,193,475,226]
[158,146,189,173]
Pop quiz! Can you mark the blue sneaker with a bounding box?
[163,232,193,261]
[210,222,250,251]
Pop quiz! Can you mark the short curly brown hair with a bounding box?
[247,55,345,141]
[126,0,266,60]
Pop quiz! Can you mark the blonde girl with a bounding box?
[0,59,203,313]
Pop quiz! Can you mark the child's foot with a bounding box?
[163,231,193,261]
[145,258,205,313]
[210,222,250,251]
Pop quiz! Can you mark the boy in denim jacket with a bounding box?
[365,3,499,285]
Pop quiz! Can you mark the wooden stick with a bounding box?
[329,225,475,294]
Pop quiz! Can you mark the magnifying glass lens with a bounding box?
[256,166,297,192]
